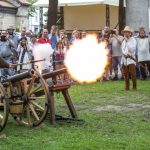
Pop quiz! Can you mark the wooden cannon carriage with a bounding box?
[0,68,77,132]
[0,69,50,132]
[42,68,77,124]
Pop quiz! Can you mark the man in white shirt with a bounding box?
[121,26,137,91]
[136,29,150,80]
[110,29,124,80]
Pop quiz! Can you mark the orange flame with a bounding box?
[64,35,109,83]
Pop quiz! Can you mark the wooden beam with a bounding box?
[119,0,126,33]
[106,5,110,27]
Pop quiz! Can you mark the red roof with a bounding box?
[0,1,16,8]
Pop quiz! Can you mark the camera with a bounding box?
[111,30,116,35]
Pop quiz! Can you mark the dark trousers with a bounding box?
[123,64,137,90]
[139,61,150,79]
[136,64,141,79]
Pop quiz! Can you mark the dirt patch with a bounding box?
[94,103,150,111]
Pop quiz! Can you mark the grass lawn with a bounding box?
[0,80,150,150]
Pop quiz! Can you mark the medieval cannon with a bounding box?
[0,69,50,132]
[26,68,77,124]
[0,67,77,132]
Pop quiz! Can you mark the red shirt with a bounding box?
[38,38,52,45]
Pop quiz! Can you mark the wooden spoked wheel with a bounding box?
[0,83,9,132]
[14,71,50,127]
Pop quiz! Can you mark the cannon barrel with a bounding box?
[42,68,67,80]
[4,70,35,83]
[25,68,67,84]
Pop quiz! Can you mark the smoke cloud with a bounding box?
[32,43,54,72]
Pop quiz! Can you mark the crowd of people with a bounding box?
[99,26,150,90]
[0,25,150,90]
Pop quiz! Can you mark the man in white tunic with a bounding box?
[136,29,150,79]
[121,26,137,91]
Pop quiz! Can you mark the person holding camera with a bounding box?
[0,30,16,76]
[17,37,32,72]
[7,26,19,63]
[110,29,124,80]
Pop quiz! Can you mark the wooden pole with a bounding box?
[106,5,110,27]
[119,0,126,34]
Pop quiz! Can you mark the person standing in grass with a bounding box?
[110,29,124,80]
[136,29,150,80]
[121,26,137,91]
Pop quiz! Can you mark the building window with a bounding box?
[35,12,38,23]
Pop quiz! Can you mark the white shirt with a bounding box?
[136,37,150,62]
[111,35,124,57]
[17,44,32,71]
[121,37,137,65]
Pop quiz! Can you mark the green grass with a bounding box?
[0,80,150,150]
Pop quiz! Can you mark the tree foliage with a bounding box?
[27,0,38,16]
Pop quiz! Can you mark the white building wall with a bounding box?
[16,6,29,31]
[64,4,118,30]
[0,13,16,30]
[126,0,149,32]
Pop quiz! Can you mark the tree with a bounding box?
[47,0,58,32]
[27,0,38,16]
[119,0,126,33]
